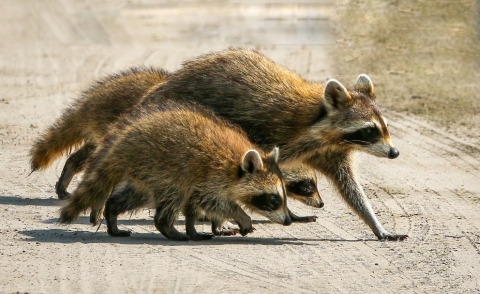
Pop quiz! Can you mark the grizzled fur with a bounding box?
[29,67,169,199]
[29,65,323,223]
[59,102,291,241]
[136,48,406,240]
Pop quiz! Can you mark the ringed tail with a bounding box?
[30,109,86,172]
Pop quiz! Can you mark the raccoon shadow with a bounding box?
[43,216,276,226]
[0,195,60,207]
[19,228,312,246]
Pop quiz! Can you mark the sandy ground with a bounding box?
[1,1,479,293]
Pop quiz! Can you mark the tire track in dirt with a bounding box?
[389,112,480,177]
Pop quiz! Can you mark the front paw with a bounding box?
[239,226,256,237]
[378,233,409,241]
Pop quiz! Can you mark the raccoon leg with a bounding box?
[154,207,190,242]
[288,208,318,223]
[184,202,213,241]
[230,204,254,237]
[307,152,408,241]
[55,142,96,199]
[104,184,148,237]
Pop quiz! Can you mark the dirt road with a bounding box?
[1,1,479,293]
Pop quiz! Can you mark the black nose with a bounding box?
[388,148,400,159]
[283,215,292,226]
[318,201,324,208]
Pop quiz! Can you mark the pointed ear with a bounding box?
[324,79,352,111]
[267,147,279,163]
[354,74,375,98]
[241,150,263,174]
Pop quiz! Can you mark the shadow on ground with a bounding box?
[20,227,376,246]
[0,195,60,206]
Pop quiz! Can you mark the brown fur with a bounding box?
[29,66,169,170]
[29,67,169,198]
[136,48,406,240]
[59,103,291,241]
[30,65,323,223]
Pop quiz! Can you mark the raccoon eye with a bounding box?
[363,127,375,135]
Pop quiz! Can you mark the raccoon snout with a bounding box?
[388,148,400,159]
[318,200,325,208]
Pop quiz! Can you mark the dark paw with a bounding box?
[55,182,70,200]
[107,229,131,237]
[293,215,318,223]
[379,234,409,241]
[189,233,214,241]
[239,226,256,237]
[57,190,71,200]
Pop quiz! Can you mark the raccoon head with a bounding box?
[282,165,324,208]
[323,74,399,159]
[236,147,292,226]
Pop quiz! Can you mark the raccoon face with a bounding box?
[237,148,292,226]
[324,75,399,159]
[282,165,324,208]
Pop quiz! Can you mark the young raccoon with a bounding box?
[29,67,169,199]
[137,48,406,240]
[30,67,322,223]
[107,162,323,237]
[58,104,292,241]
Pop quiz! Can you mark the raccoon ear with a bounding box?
[324,79,352,111]
[267,147,279,164]
[354,74,375,98]
[241,149,264,174]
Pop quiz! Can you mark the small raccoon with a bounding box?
[108,162,324,237]
[209,165,323,235]
[59,103,292,241]
[29,67,169,199]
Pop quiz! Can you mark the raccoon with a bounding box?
[136,48,406,240]
[106,162,323,237]
[30,67,322,222]
[209,163,323,235]
[29,67,169,199]
[58,103,292,241]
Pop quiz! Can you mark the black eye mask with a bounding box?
[343,126,380,146]
[250,193,282,211]
[287,180,316,197]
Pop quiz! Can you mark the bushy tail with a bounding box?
[30,109,86,172]
[59,168,118,225]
